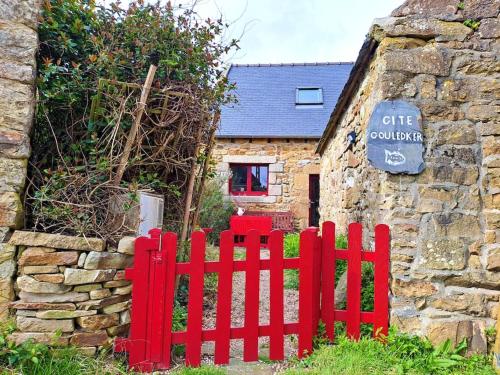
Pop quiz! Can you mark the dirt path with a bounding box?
[202,247,299,360]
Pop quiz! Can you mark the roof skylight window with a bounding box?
[296,87,323,105]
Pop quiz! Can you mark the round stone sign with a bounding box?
[367,100,424,174]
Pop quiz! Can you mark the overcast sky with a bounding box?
[100,0,405,64]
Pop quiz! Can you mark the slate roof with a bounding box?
[218,62,354,138]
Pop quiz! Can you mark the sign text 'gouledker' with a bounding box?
[367,100,424,174]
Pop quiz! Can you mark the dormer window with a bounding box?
[296,87,323,105]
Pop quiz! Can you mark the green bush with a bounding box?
[30,0,238,240]
[198,179,234,245]
[284,233,348,290]
[286,328,496,375]
[284,233,300,289]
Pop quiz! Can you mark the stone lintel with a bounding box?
[222,155,277,164]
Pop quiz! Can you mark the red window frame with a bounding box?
[229,164,269,196]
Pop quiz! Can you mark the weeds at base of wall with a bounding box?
[1,321,495,374]
[285,327,496,375]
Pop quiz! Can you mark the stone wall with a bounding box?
[318,1,499,352]
[0,0,41,318]
[7,231,134,354]
[213,138,320,228]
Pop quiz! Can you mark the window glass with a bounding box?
[296,88,323,104]
[229,164,269,195]
[251,165,268,192]
[231,166,247,192]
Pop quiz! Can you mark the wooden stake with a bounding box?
[179,123,204,246]
[191,111,220,229]
[113,64,157,186]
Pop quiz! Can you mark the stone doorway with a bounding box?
[309,174,320,227]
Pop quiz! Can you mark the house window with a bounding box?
[296,87,323,105]
[229,164,269,195]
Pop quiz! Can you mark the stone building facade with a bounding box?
[0,0,41,318]
[317,0,499,352]
[215,63,352,229]
[212,138,320,229]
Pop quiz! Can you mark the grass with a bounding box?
[0,347,129,375]
[0,318,495,375]
[171,366,226,374]
[285,330,496,375]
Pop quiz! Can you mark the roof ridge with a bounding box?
[230,61,355,68]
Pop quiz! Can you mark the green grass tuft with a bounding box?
[285,328,496,375]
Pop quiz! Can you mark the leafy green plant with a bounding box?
[313,320,329,349]
[284,233,348,290]
[457,1,465,10]
[286,328,496,375]
[198,179,235,245]
[0,321,50,369]
[485,325,496,338]
[283,233,300,289]
[464,19,481,30]
[172,302,188,332]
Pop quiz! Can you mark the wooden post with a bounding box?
[191,111,220,229]
[113,63,157,186]
[179,123,204,247]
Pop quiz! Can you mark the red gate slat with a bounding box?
[160,232,178,368]
[373,224,390,338]
[346,223,362,340]
[298,229,315,358]
[214,230,234,365]
[320,221,336,341]
[269,230,284,360]
[185,231,206,367]
[244,229,260,362]
[312,231,322,336]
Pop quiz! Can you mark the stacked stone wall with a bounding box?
[319,1,499,352]
[0,0,41,318]
[7,231,134,354]
[213,138,320,229]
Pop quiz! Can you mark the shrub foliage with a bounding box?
[29,0,238,241]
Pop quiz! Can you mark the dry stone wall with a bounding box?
[319,0,499,353]
[213,138,320,229]
[7,231,135,354]
[0,0,41,319]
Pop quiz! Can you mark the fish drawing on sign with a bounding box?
[385,150,406,166]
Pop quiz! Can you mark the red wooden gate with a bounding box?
[115,222,390,372]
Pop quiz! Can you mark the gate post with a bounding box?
[312,229,322,336]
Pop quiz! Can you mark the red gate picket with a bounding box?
[115,222,390,372]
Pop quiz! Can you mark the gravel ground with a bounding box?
[202,247,299,360]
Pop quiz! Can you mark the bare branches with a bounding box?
[28,76,217,243]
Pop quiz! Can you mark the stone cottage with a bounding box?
[317,0,499,352]
[212,63,352,228]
